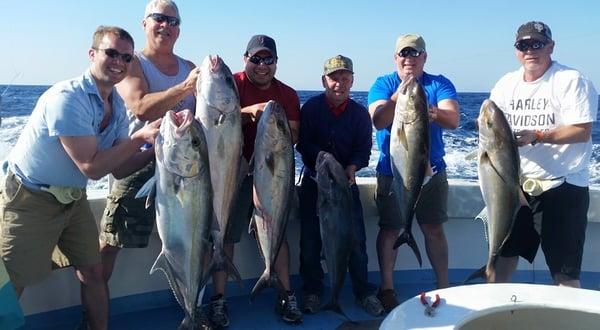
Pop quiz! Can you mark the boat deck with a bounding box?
[22,270,600,330]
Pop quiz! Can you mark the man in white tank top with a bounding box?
[96,1,199,327]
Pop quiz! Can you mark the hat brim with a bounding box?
[516,34,552,42]
[324,68,354,76]
[247,47,276,57]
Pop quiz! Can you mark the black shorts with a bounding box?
[500,182,589,280]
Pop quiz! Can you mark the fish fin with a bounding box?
[464,149,479,161]
[322,301,353,322]
[250,269,285,301]
[393,230,423,267]
[200,261,215,293]
[463,265,487,284]
[399,124,409,151]
[518,189,530,207]
[150,253,187,312]
[135,175,157,209]
[225,256,242,286]
[485,153,516,187]
[250,271,269,301]
[248,215,257,235]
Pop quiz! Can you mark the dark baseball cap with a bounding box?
[245,35,277,58]
[516,21,552,42]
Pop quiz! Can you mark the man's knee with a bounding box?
[378,227,399,241]
[76,263,105,285]
[99,242,120,255]
[420,223,445,239]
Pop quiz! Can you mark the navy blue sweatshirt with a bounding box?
[297,93,372,173]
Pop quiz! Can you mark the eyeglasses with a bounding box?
[94,48,134,63]
[147,13,180,27]
[398,48,422,58]
[248,55,276,65]
[514,40,546,52]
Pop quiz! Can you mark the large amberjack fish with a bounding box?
[316,151,355,320]
[250,100,295,300]
[390,76,429,266]
[195,55,243,282]
[466,99,523,282]
[150,109,213,328]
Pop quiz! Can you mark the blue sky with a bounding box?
[1,0,599,92]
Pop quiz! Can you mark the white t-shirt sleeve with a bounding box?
[556,72,598,125]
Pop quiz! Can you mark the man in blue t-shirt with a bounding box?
[367,34,460,313]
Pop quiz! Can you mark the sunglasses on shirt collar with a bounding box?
[147,13,181,27]
[398,48,423,58]
[94,48,134,63]
[514,39,546,52]
[248,55,276,65]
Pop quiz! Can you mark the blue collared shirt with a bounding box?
[8,70,129,188]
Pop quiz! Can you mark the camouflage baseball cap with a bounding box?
[395,34,426,53]
[516,21,552,42]
[323,55,353,75]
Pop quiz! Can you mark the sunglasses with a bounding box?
[248,55,276,65]
[514,40,546,52]
[147,13,181,27]
[94,48,134,63]
[398,48,422,58]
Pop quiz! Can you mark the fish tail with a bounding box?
[464,265,487,284]
[150,253,186,312]
[393,230,423,267]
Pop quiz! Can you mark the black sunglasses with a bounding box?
[514,40,546,52]
[94,48,134,63]
[398,48,422,58]
[147,13,180,27]
[248,55,276,65]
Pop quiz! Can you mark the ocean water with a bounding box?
[1,85,599,190]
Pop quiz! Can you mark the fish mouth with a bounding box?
[167,110,193,136]
[209,55,222,73]
[399,75,416,95]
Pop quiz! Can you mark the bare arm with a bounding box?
[117,57,198,122]
[368,91,398,129]
[289,120,300,144]
[59,120,160,180]
[429,98,460,129]
[241,102,267,125]
[515,123,592,147]
[110,144,155,179]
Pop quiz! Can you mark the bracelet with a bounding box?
[531,130,544,145]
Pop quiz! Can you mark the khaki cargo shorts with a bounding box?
[0,171,100,287]
[100,162,156,248]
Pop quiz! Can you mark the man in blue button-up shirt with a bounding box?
[1,26,159,330]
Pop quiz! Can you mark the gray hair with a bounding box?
[144,0,180,20]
